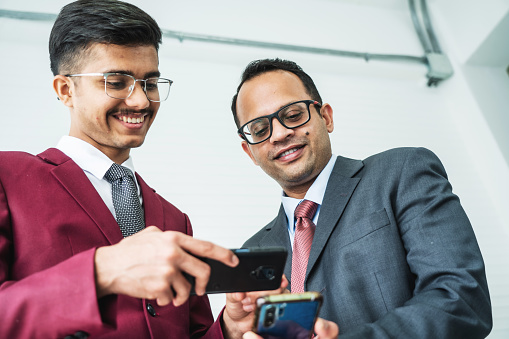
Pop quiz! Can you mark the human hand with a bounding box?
[313,318,339,338]
[94,226,238,306]
[242,317,339,339]
[221,276,289,339]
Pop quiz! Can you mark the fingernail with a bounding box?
[232,255,239,265]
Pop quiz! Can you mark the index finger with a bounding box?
[173,232,239,267]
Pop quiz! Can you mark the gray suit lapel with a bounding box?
[306,156,363,279]
[259,205,293,280]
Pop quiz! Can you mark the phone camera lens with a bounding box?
[263,267,275,280]
[264,306,276,327]
[251,266,276,280]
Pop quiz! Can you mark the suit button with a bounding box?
[64,332,88,339]
[74,331,89,339]
[147,303,157,317]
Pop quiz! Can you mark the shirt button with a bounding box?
[146,303,157,317]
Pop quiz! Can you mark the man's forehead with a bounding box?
[78,43,159,73]
[238,71,307,115]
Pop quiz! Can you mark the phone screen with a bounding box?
[254,293,322,339]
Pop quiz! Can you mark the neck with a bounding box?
[106,150,130,165]
[281,180,315,199]
[281,155,333,199]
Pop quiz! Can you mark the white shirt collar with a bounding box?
[56,135,136,180]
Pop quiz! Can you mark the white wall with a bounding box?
[1,0,508,337]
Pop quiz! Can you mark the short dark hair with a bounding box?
[231,58,322,128]
[49,0,162,75]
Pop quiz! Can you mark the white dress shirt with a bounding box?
[281,155,337,248]
[56,136,142,219]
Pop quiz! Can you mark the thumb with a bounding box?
[315,318,339,338]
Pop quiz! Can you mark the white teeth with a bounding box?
[118,115,145,124]
[280,148,298,157]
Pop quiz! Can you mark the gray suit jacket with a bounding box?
[243,147,492,338]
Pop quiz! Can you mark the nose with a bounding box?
[269,117,293,143]
[125,80,150,109]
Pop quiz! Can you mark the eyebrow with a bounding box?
[272,101,300,114]
[107,70,161,78]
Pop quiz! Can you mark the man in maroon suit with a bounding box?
[0,1,257,338]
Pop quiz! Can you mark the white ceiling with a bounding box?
[323,0,409,10]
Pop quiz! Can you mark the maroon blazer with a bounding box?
[0,148,223,338]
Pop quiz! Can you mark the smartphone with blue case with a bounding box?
[253,292,323,339]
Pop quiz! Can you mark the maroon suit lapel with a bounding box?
[38,148,123,244]
[136,174,165,230]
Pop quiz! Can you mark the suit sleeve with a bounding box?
[0,178,117,338]
[340,148,492,338]
[0,248,116,338]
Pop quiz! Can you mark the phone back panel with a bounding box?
[255,293,322,339]
[188,247,287,294]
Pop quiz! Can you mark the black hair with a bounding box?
[231,58,322,128]
[49,0,162,75]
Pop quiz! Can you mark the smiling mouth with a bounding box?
[275,146,303,159]
[111,112,149,124]
[115,115,145,124]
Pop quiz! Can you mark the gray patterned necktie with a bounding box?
[104,163,145,237]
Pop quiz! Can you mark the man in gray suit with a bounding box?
[231,58,492,338]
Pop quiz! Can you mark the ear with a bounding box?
[241,140,259,166]
[53,75,74,108]
[320,103,334,133]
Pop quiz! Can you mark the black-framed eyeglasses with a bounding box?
[238,100,322,145]
[65,72,173,102]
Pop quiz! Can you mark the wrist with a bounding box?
[94,246,115,298]
[221,309,244,339]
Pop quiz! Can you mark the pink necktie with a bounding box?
[291,200,318,293]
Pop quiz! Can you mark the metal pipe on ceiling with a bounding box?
[419,0,442,53]
[407,0,453,86]
[408,0,433,54]
[162,29,426,64]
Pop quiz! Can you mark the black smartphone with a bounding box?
[187,247,287,294]
[252,292,323,339]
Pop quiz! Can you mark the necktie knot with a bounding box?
[295,199,318,221]
[104,163,134,183]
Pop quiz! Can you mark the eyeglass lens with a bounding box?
[105,74,170,102]
[242,101,311,144]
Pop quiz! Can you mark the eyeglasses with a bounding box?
[238,100,322,145]
[65,72,173,102]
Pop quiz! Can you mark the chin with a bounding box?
[285,166,317,183]
[128,141,145,149]
[119,136,146,149]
